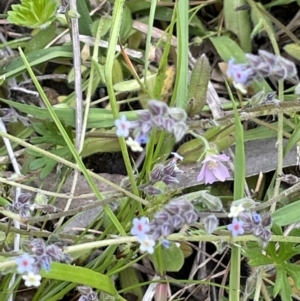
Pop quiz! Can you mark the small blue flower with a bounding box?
[16,253,35,274]
[131,217,150,239]
[252,212,262,224]
[162,239,170,248]
[227,218,244,236]
[115,115,131,137]
[135,133,149,144]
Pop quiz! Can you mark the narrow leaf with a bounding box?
[40,263,117,296]
[187,54,210,117]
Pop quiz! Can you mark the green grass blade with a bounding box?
[104,0,139,196]
[173,0,189,109]
[0,46,73,78]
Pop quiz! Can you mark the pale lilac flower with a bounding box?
[138,235,156,254]
[131,217,150,239]
[148,199,197,240]
[22,238,71,275]
[126,137,143,152]
[227,51,298,91]
[115,115,131,137]
[16,253,34,274]
[227,59,254,85]
[227,218,244,236]
[228,204,245,218]
[22,272,42,287]
[197,154,230,184]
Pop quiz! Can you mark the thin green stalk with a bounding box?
[152,7,178,162]
[226,82,245,301]
[246,0,284,210]
[79,16,105,151]
[104,0,139,196]
[173,0,189,109]
[253,269,263,301]
[144,128,157,180]
[229,245,241,301]
[144,0,158,91]
[3,233,300,271]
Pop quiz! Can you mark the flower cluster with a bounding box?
[15,238,71,287]
[77,286,99,301]
[227,50,298,92]
[130,199,198,254]
[7,192,32,217]
[149,199,198,240]
[115,100,188,152]
[197,153,231,184]
[227,206,272,248]
[239,211,272,247]
[139,152,184,195]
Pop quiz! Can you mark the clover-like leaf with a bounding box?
[7,0,57,29]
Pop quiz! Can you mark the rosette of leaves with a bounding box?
[7,0,57,29]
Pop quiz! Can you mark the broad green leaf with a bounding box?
[0,196,10,206]
[187,54,210,116]
[274,266,292,301]
[284,43,300,61]
[224,0,251,52]
[81,136,121,157]
[119,267,143,301]
[160,243,184,272]
[25,22,57,53]
[243,243,275,266]
[7,0,57,29]
[272,200,300,226]
[28,147,72,179]
[126,0,151,12]
[30,121,71,146]
[284,262,300,289]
